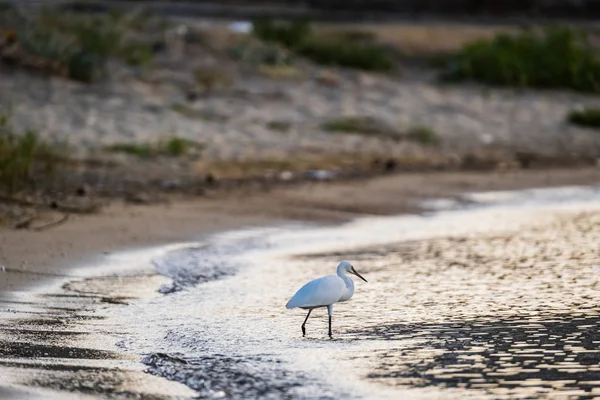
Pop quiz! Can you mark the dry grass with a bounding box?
[315,22,515,56]
[194,67,233,91]
[259,64,303,79]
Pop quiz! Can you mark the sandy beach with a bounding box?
[0,167,599,399]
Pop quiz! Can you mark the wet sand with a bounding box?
[0,200,278,291]
[0,167,599,399]
[93,182,600,399]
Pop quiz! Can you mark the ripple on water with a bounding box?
[113,197,600,399]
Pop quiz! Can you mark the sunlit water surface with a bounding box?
[104,186,600,399]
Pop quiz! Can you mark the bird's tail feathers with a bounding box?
[285,299,296,309]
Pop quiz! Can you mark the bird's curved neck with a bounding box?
[337,269,353,286]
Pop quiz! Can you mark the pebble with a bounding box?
[279,171,293,181]
[305,169,336,181]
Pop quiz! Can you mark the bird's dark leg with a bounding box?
[301,309,312,337]
[327,304,333,339]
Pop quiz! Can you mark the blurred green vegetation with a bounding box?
[0,112,67,193]
[266,120,293,132]
[567,107,600,128]
[406,125,439,145]
[0,8,156,83]
[105,137,204,158]
[436,26,600,92]
[228,39,293,66]
[251,18,395,72]
[322,116,439,145]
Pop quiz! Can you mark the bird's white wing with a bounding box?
[286,275,345,309]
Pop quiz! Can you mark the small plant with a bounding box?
[68,50,105,83]
[105,137,203,158]
[327,29,376,43]
[171,103,229,122]
[171,102,194,115]
[267,120,292,132]
[228,40,292,66]
[252,18,311,48]
[259,64,302,79]
[13,24,73,64]
[71,20,123,58]
[322,116,399,138]
[108,8,125,23]
[164,137,198,157]
[323,117,439,145]
[323,116,369,133]
[104,142,154,158]
[438,26,600,92]
[194,67,233,91]
[296,38,394,72]
[406,125,439,145]
[0,113,67,192]
[567,107,600,128]
[3,9,157,82]
[251,18,394,72]
[119,41,153,67]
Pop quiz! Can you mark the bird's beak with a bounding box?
[352,268,367,282]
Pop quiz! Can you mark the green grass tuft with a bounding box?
[322,116,398,138]
[406,125,439,145]
[296,38,394,72]
[323,116,370,133]
[267,120,292,132]
[194,67,233,91]
[252,17,311,49]
[323,117,439,145]
[567,107,600,128]
[251,18,395,72]
[171,102,194,115]
[105,142,154,158]
[105,137,203,158]
[164,137,198,157]
[0,113,67,192]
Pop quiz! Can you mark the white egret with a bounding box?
[285,261,367,338]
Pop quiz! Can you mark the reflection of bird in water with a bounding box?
[286,261,367,339]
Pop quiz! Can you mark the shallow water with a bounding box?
[93,185,600,399]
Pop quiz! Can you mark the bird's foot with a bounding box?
[302,326,306,337]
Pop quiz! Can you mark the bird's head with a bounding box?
[338,261,367,282]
